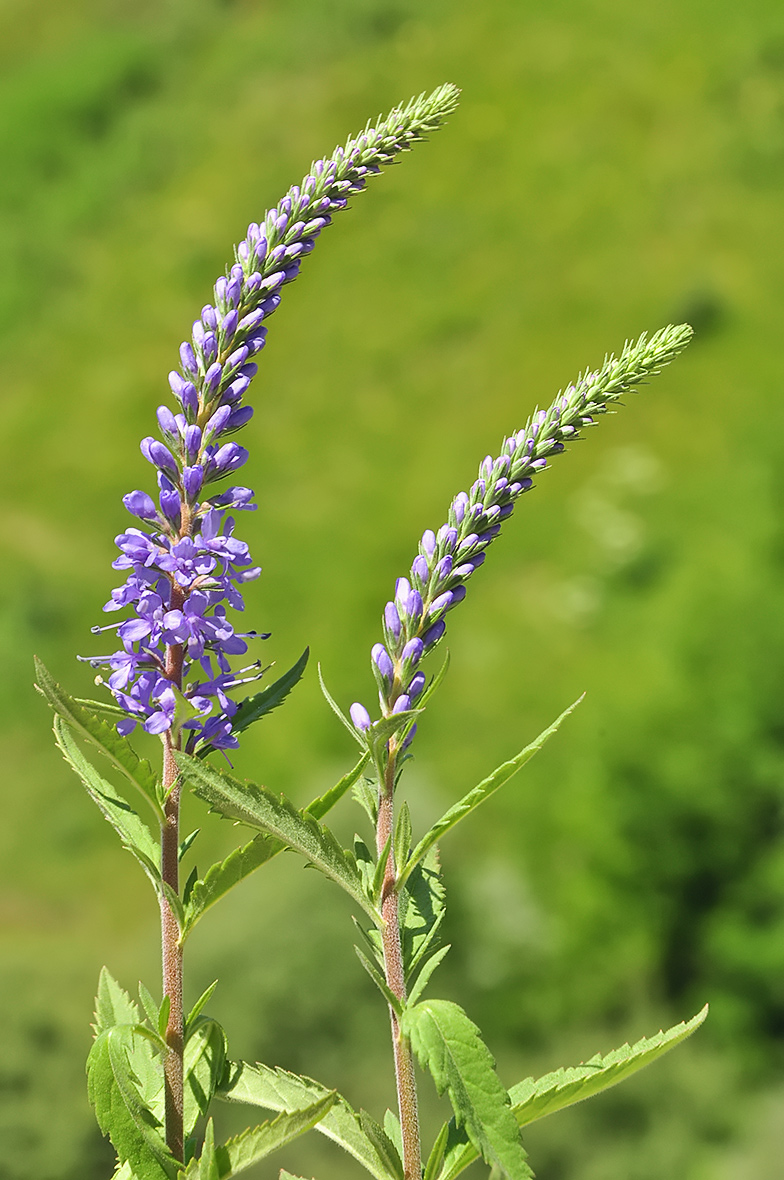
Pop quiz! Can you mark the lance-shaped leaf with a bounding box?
[436,1006,709,1180]
[218,1062,396,1180]
[401,1000,532,1180]
[35,657,163,820]
[398,697,583,891]
[182,834,282,940]
[55,718,161,889]
[305,752,370,821]
[184,1095,336,1179]
[88,1025,177,1180]
[197,649,309,757]
[177,753,378,920]
[184,1018,228,1139]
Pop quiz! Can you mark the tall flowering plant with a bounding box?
[37,85,707,1180]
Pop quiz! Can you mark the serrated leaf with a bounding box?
[305,752,371,821]
[177,753,378,920]
[35,657,163,819]
[218,1063,395,1180]
[54,717,161,889]
[436,1008,709,1180]
[95,969,142,1034]
[407,946,451,1007]
[400,848,445,981]
[184,1096,335,1179]
[88,1026,177,1180]
[184,1018,227,1138]
[198,649,309,757]
[279,1172,315,1180]
[401,1000,531,1180]
[359,1111,403,1180]
[398,697,583,891]
[317,663,365,747]
[511,1005,709,1125]
[352,776,379,827]
[182,834,281,939]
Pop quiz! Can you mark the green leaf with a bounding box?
[157,997,171,1041]
[305,752,371,821]
[437,1007,709,1180]
[218,1062,396,1180]
[88,1026,177,1180]
[138,983,159,1033]
[195,1119,221,1180]
[198,649,309,757]
[371,834,392,908]
[317,663,365,747]
[180,829,200,861]
[54,717,161,889]
[160,881,185,935]
[186,981,219,1035]
[423,1123,449,1180]
[510,1005,709,1126]
[184,1096,336,1179]
[35,657,163,820]
[401,1000,531,1180]
[184,1017,227,1138]
[177,753,378,920]
[182,834,282,940]
[398,696,583,891]
[393,803,412,881]
[400,848,445,981]
[354,946,403,1016]
[352,776,379,827]
[407,946,451,1008]
[95,969,142,1034]
[359,1111,403,1180]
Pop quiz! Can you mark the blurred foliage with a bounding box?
[3,0,784,1176]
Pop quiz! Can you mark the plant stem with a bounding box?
[161,616,185,1162]
[377,750,421,1180]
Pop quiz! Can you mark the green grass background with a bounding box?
[2,0,784,1176]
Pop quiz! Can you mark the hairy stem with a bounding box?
[161,602,185,1162]
[377,751,421,1180]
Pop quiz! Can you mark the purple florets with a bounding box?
[350,326,694,751]
[85,85,462,751]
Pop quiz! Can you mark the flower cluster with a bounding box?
[86,84,460,751]
[350,325,693,753]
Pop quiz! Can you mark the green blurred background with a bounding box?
[2,0,784,1175]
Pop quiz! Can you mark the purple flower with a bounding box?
[359,324,693,757]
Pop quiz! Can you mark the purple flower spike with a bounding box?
[392,694,411,714]
[350,702,372,732]
[89,85,464,751]
[408,671,426,698]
